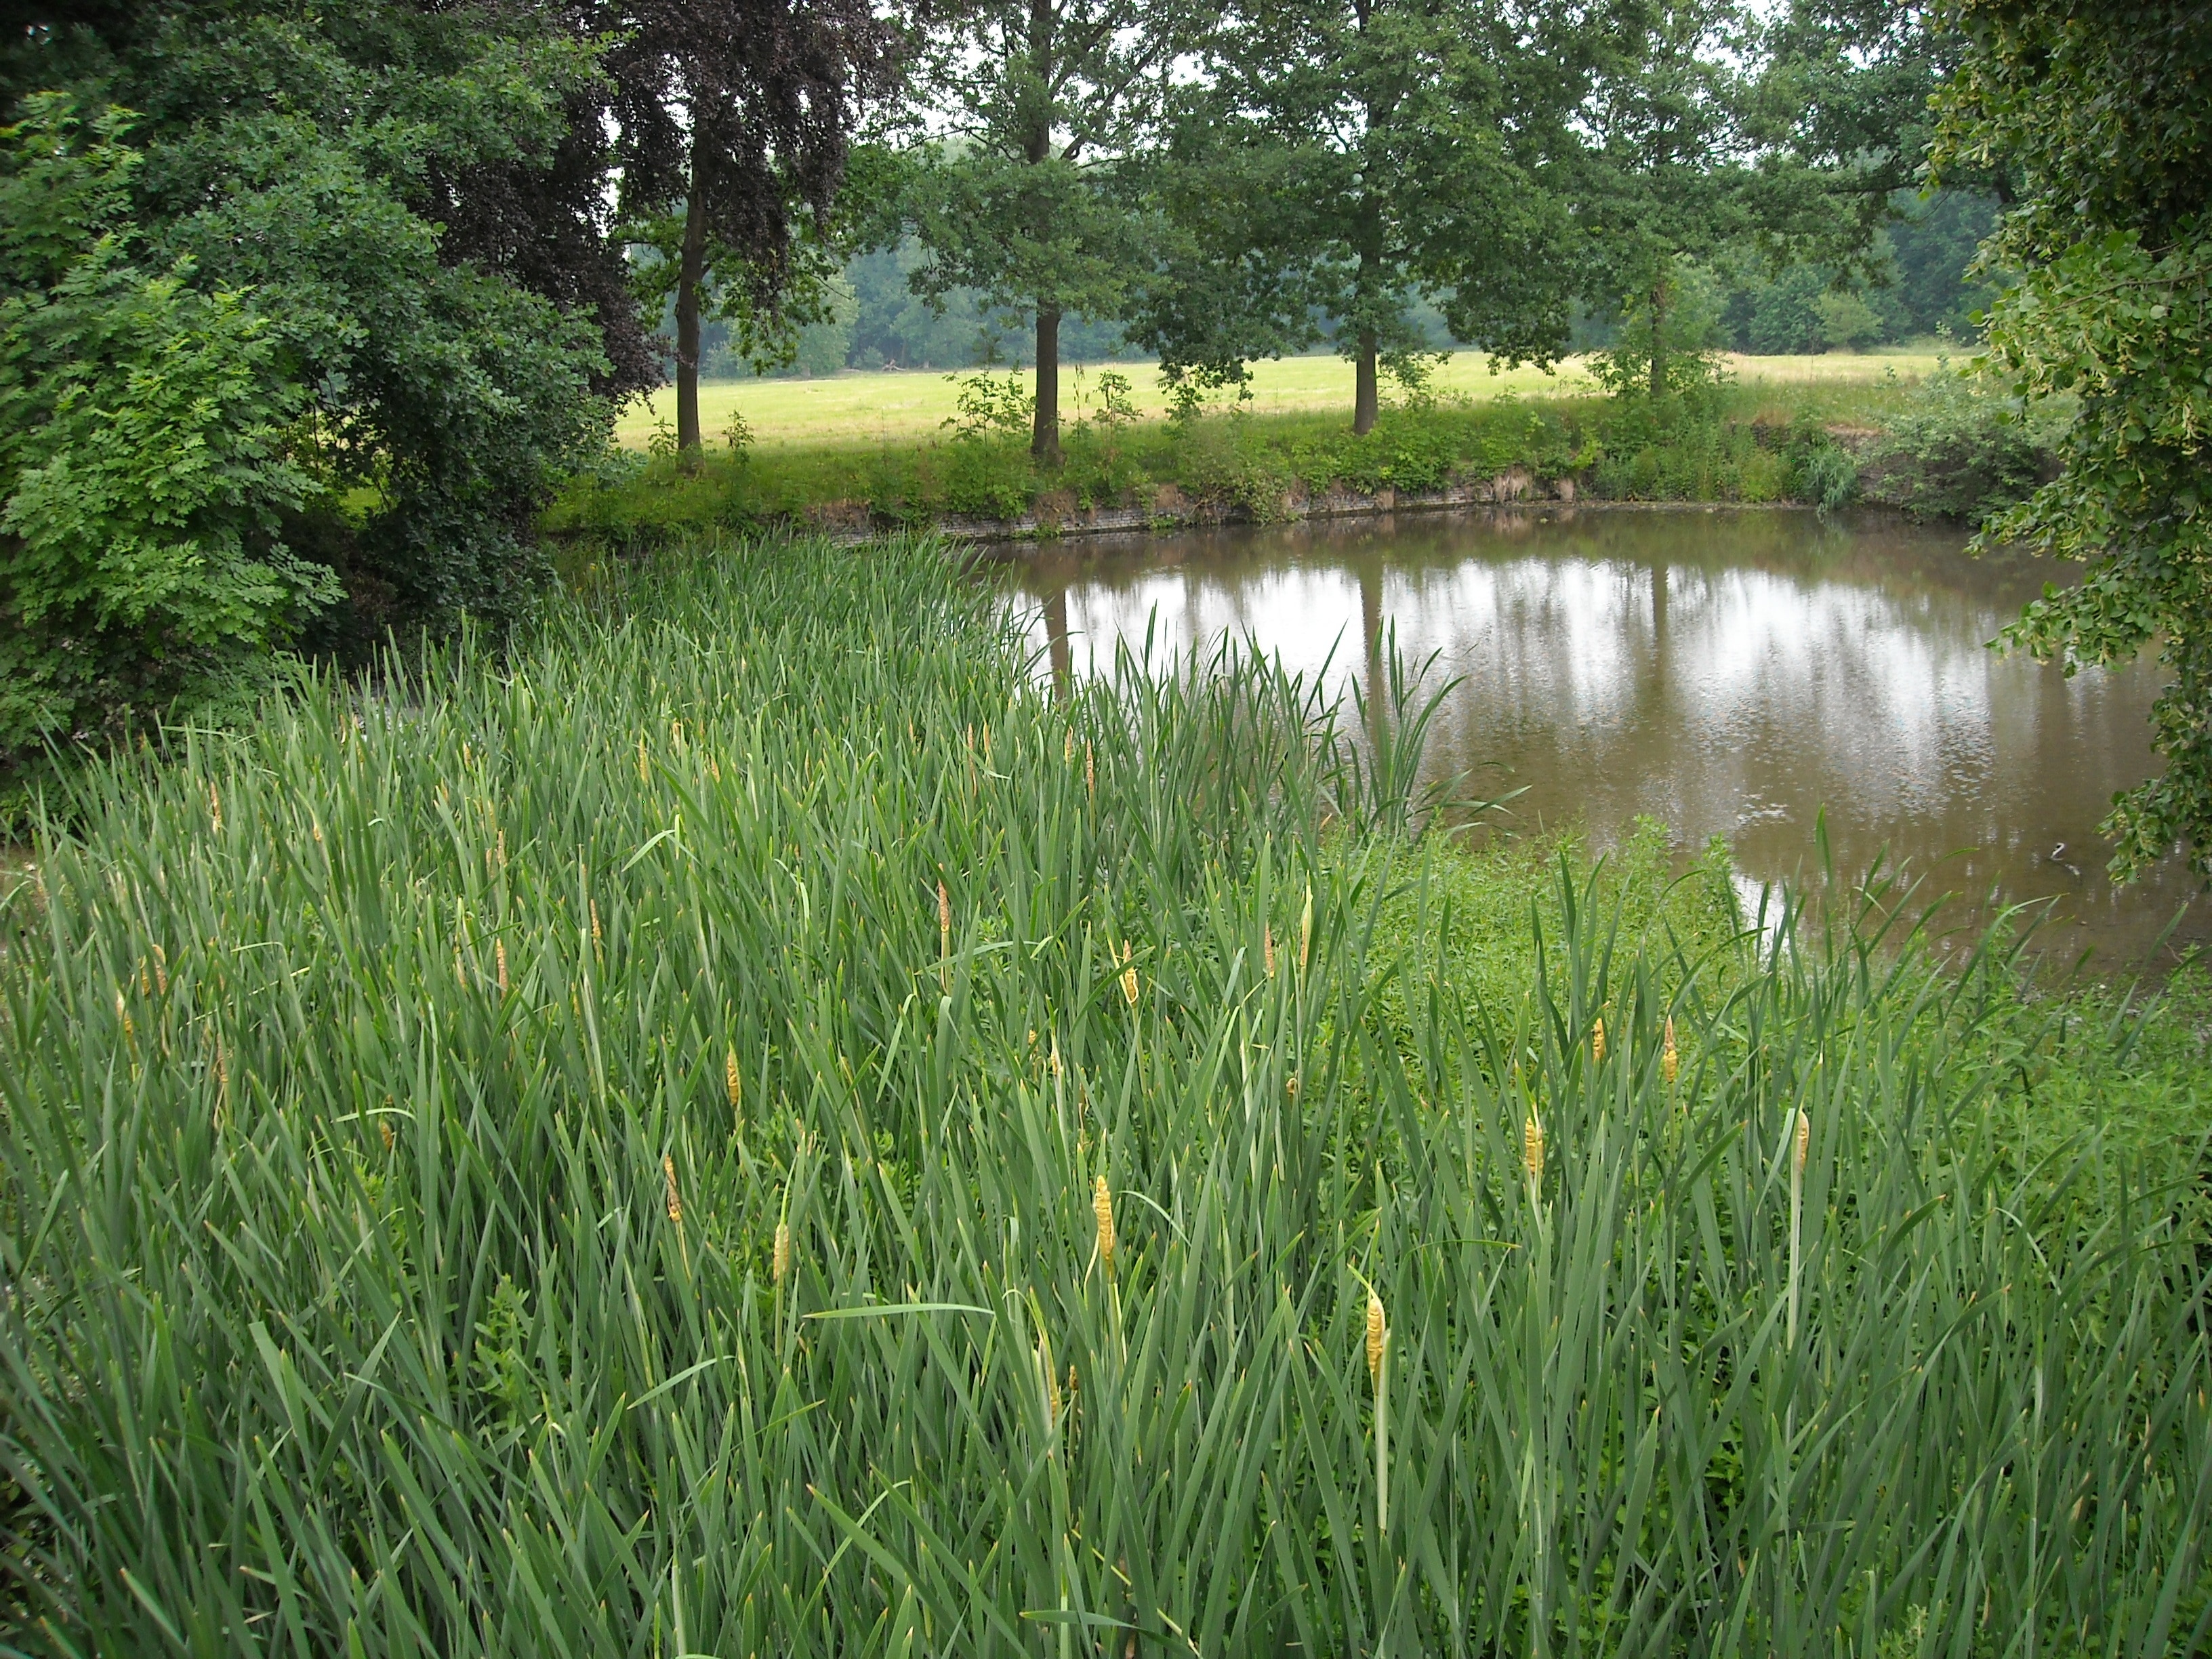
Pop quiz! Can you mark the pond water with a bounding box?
[1007,506,2205,966]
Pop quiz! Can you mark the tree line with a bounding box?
[1,0,2208,878]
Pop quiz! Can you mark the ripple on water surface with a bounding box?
[1008,506,2205,966]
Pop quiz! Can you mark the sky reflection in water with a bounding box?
[1008,506,2204,965]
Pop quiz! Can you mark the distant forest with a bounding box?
[714,188,1997,378]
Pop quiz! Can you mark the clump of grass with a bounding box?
[1,532,2207,1657]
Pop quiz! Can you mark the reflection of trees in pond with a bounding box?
[1009,506,2198,959]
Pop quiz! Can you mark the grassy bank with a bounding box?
[556,372,1929,545]
[2,535,2207,1656]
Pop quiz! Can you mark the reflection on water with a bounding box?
[1008,506,2204,964]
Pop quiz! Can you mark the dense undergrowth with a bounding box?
[1,534,2206,1656]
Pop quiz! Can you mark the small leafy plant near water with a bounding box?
[1,533,2205,1656]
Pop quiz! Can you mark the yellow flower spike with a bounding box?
[1661,1016,1679,1086]
[495,939,509,998]
[1120,943,1139,1008]
[1093,1175,1115,1274]
[663,1155,682,1223]
[726,1046,743,1116]
[773,1220,792,1286]
[1523,1113,1546,1188]
[1264,923,1276,978]
[1592,1017,1606,1065]
[1366,1288,1386,1389]
[1299,886,1313,972]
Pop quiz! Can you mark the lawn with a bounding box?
[614,348,1952,449]
[2,532,2206,1656]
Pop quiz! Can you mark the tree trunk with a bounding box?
[1033,306,1062,467]
[1647,278,1669,400]
[1353,328,1380,435]
[675,157,708,455]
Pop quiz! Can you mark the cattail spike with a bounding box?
[726,1046,743,1115]
[1661,1015,1679,1086]
[1299,886,1313,972]
[1523,1113,1545,1187]
[1119,942,1139,1008]
[773,1220,791,1286]
[663,1154,682,1223]
[1264,923,1276,978]
[1795,1108,1810,1174]
[1093,1174,1115,1273]
[1366,1287,1386,1388]
[495,939,509,997]
[1591,1017,1606,1065]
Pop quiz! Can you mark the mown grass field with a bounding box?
[1,533,2206,1656]
[614,349,1950,450]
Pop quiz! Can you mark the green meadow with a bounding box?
[3,533,2206,1655]
[611,350,1946,451]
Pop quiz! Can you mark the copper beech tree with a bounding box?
[609,0,902,453]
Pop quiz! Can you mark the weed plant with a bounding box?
[1,534,2207,1656]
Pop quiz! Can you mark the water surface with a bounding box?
[1010,506,2204,965]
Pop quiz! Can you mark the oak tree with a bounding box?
[905,0,1203,464]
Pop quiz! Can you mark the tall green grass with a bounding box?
[1,533,2207,1657]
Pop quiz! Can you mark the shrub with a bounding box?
[0,100,337,794]
[1862,363,2053,521]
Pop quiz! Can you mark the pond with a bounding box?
[1008,506,2205,966]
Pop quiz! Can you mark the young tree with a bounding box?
[1931,0,2212,879]
[1570,0,1757,398]
[906,0,1204,464]
[609,0,900,453]
[1136,0,1601,434]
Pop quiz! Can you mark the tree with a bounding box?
[906,0,1203,465]
[1136,0,1594,434]
[609,0,899,455]
[1569,0,1759,398]
[1931,0,2212,879]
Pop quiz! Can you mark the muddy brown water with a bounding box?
[1007,506,2206,967]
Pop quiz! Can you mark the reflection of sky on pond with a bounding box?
[1010,506,2202,965]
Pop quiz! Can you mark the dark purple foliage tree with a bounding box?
[607,0,903,453]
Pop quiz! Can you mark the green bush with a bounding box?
[0,100,338,793]
[1862,363,2055,521]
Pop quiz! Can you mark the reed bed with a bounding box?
[0,533,2207,1657]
